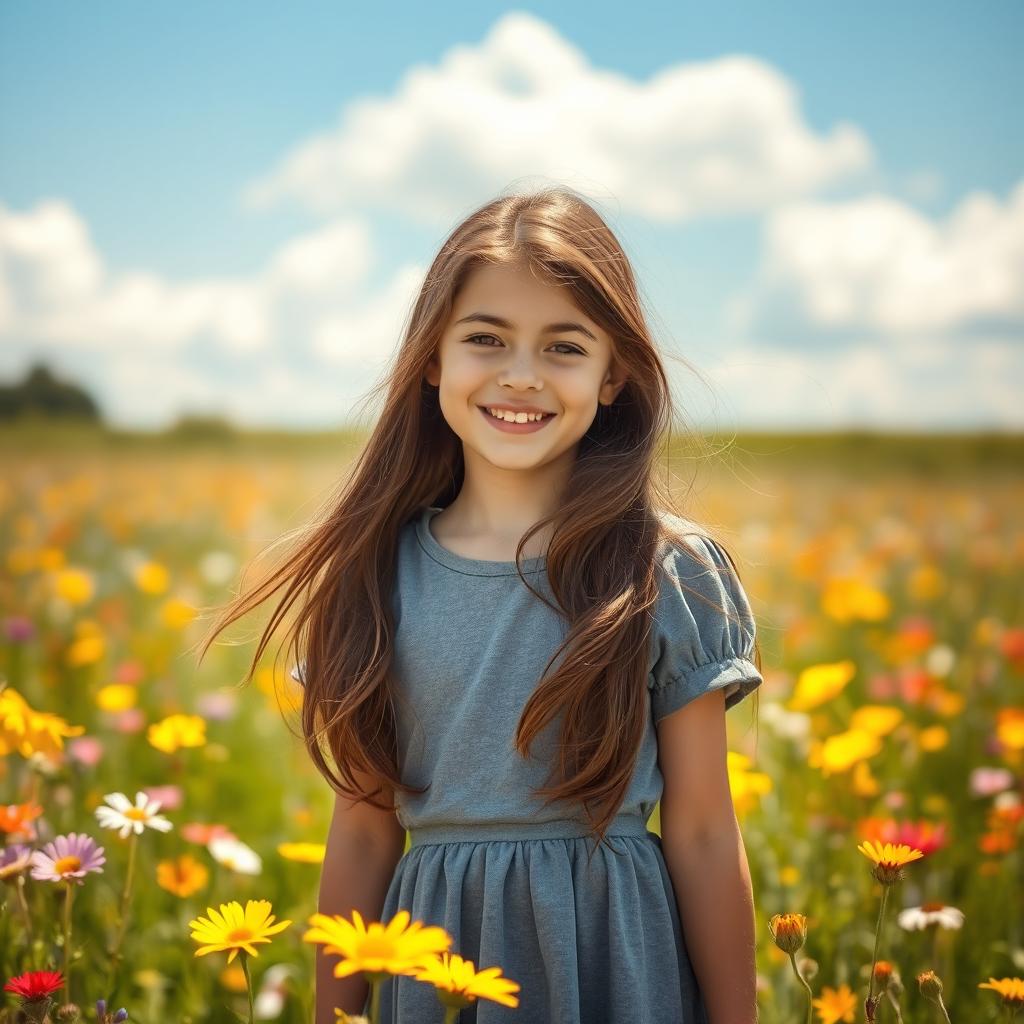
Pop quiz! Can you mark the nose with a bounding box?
[497,350,544,390]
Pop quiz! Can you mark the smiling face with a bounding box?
[424,262,626,475]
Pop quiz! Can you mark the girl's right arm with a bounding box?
[316,772,408,1023]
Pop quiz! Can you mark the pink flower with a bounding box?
[114,660,144,684]
[142,784,184,812]
[29,832,105,885]
[113,709,146,734]
[969,766,1016,798]
[68,736,105,767]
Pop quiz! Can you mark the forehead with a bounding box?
[451,263,601,333]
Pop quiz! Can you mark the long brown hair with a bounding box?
[196,185,761,855]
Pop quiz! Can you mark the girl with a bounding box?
[201,187,764,1024]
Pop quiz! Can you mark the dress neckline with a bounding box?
[414,506,547,577]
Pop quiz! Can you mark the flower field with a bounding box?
[1,428,1022,1023]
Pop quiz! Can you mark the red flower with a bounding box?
[3,970,65,1000]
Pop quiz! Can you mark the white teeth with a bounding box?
[485,407,550,423]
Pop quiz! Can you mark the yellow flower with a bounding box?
[189,899,292,964]
[54,567,94,605]
[996,709,1024,752]
[219,963,248,993]
[726,752,772,816]
[411,952,520,1011]
[857,840,925,886]
[850,705,903,736]
[808,729,882,776]
[278,842,326,864]
[907,564,945,602]
[851,760,880,798]
[302,909,452,980]
[789,661,857,711]
[148,713,207,753]
[96,684,138,712]
[822,577,890,624]
[917,725,949,752]
[811,982,857,1024]
[978,976,1024,1005]
[779,865,801,887]
[135,561,170,595]
[0,687,86,758]
[67,630,105,667]
[157,853,209,897]
[160,597,197,629]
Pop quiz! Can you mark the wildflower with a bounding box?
[303,908,452,980]
[411,951,520,1011]
[3,970,64,999]
[4,970,64,1024]
[0,843,33,881]
[788,660,857,711]
[969,766,1015,798]
[856,840,925,886]
[209,835,262,875]
[96,685,137,712]
[896,902,964,931]
[94,791,174,839]
[160,596,197,628]
[978,976,1024,1008]
[0,688,86,758]
[189,899,292,1024]
[188,899,292,964]
[134,560,170,595]
[917,970,943,998]
[53,568,94,605]
[277,842,326,863]
[181,821,236,845]
[872,961,894,988]
[95,998,128,1023]
[303,908,453,1022]
[156,853,209,897]
[142,784,184,811]
[147,713,206,753]
[810,982,857,1024]
[29,833,105,885]
[0,802,44,841]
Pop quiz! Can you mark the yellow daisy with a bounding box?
[856,839,925,885]
[978,976,1024,1006]
[189,899,292,964]
[411,951,520,1010]
[811,982,857,1024]
[303,909,452,980]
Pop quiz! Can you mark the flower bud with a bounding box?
[917,970,944,999]
[768,912,808,955]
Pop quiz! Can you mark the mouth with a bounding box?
[477,405,557,434]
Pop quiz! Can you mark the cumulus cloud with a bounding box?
[0,198,426,427]
[727,179,1024,345]
[240,11,873,223]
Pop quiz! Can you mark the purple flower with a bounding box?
[0,843,34,881]
[3,614,35,643]
[29,832,106,885]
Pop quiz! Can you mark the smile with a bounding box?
[477,406,557,434]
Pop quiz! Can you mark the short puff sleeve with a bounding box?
[648,533,763,723]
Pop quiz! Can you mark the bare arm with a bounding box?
[656,688,759,1024]
[662,824,758,1024]
[315,774,408,1023]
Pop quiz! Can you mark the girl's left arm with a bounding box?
[656,687,759,1024]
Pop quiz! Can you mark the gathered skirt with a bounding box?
[366,813,710,1023]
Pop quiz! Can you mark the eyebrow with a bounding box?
[453,312,598,342]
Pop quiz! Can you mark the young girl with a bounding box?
[203,187,763,1024]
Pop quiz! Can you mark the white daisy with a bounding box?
[209,835,262,875]
[897,903,965,931]
[94,790,174,839]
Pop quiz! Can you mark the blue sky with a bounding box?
[2,1,1021,429]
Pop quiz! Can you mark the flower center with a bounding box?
[54,855,82,874]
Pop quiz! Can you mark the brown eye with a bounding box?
[465,334,584,355]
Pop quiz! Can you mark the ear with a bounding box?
[598,360,628,406]
[424,351,441,388]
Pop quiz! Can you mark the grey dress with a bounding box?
[298,505,763,1023]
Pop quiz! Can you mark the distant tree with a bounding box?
[0,362,103,421]
[168,413,236,440]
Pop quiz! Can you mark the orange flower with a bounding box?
[156,853,209,897]
[856,840,925,886]
[811,982,857,1024]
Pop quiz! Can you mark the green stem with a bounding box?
[62,881,74,1006]
[935,993,952,1024]
[788,952,814,1024]
[15,874,34,948]
[865,884,890,1020]
[369,977,381,1024]
[240,952,254,1024]
[105,831,139,994]
[442,1007,459,1024]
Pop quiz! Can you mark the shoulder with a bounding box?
[648,513,758,674]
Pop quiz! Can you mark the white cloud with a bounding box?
[240,12,873,224]
[728,179,1024,341]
